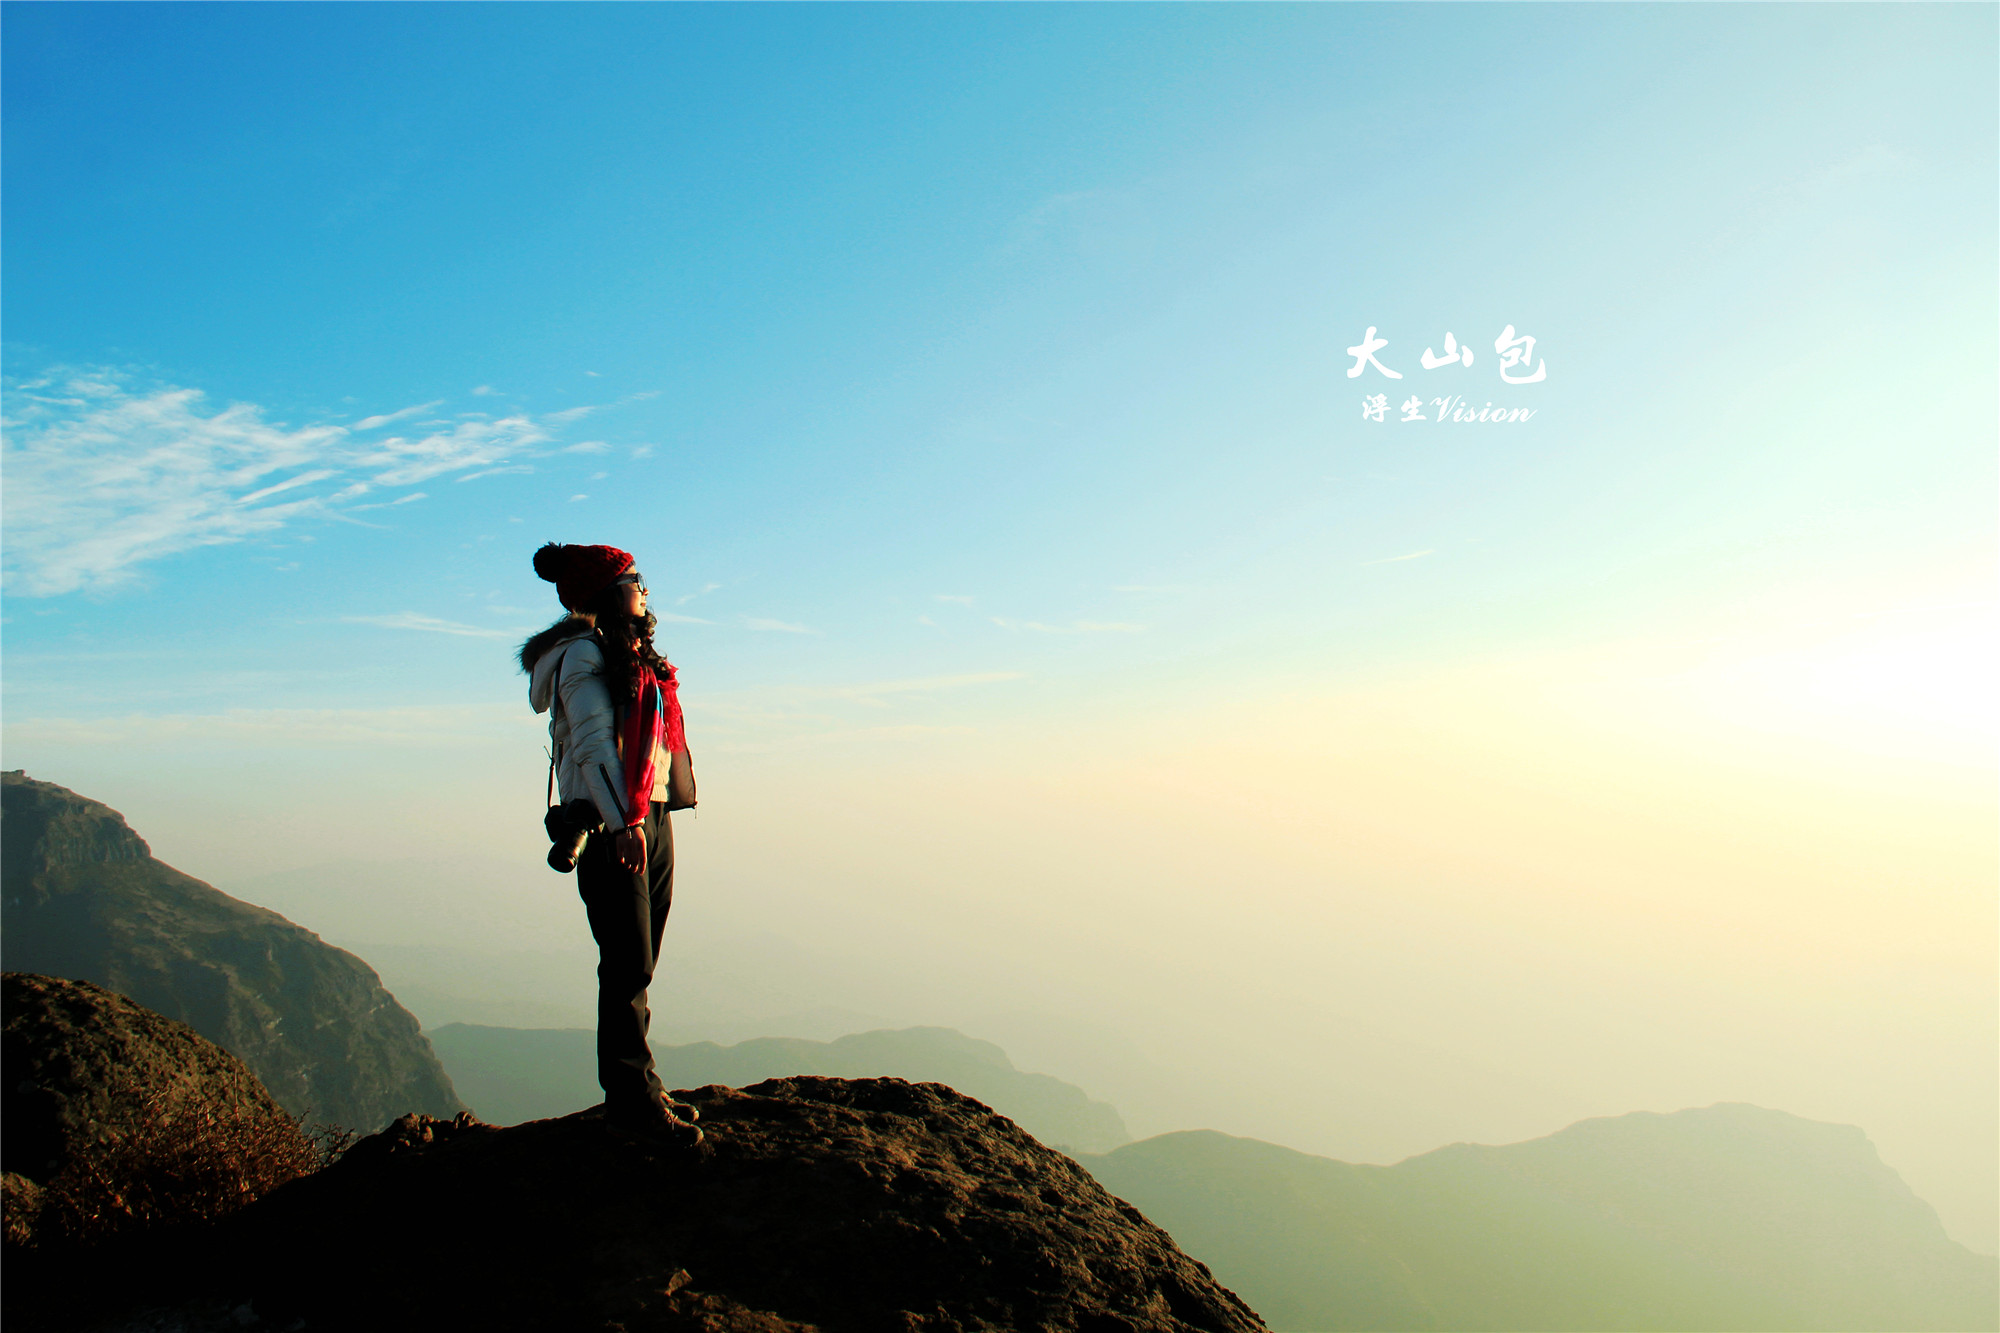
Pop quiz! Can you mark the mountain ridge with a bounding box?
[429,1020,1132,1154]
[1080,1104,1998,1331]
[0,772,462,1131]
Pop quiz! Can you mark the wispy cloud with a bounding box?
[340,612,519,639]
[1360,549,1435,566]
[564,440,610,454]
[354,400,444,431]
[352,415,552,487]
[935,594,976,605]
[237,469,338,505]
[677,582,721,606]
[744,617,817,634]
[454,464,533,483]
[350,491,432,512]
[3,378,344,596]
[1,367,608,596]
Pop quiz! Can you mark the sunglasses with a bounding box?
[613,573,647,594]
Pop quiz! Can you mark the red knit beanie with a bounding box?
[533,542,635,611]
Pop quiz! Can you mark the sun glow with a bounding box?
[1586,600,1999,770]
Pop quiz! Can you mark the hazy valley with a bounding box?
[4,773,1993,1331]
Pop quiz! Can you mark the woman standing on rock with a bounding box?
[520,542,701,1147]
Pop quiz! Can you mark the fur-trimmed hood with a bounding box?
[524,617,594,716]
[521,615,592,675]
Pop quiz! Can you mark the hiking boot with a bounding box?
[631,1087,699,1122]
[606,1097,703,1148]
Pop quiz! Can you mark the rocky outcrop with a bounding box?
[221,1076,1265,1332]
[0,772,462,1130]
[1,972,319,1250]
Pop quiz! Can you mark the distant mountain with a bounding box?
[0,772,462,1131]
[429,1022,1131,1154]
[1079,1104,1999,1332]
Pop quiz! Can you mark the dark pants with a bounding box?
[577,800,673,1108]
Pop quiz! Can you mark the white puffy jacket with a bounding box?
[528,629,636,832]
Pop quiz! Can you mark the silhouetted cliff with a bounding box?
[0,772,461,1130]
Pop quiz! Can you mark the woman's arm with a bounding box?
[557,639,633,832]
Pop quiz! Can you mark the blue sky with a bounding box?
[4,3,1996,1252]
[8,3,1989,711]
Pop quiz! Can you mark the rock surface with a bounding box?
[224,1076,1267,1333]
[1,972,317,1251]
[0,772,462,1130]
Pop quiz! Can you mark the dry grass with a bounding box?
[30,1089,354,1248]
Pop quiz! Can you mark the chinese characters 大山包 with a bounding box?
[1347,325,1545,424]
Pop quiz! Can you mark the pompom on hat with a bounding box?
[534,542,636,611]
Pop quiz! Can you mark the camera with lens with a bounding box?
[544,799,602,873]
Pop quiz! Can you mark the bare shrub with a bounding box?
[306,1119,359,1168]
[33,1087,336,1247]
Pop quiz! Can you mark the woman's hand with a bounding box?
[613,824,647,875]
